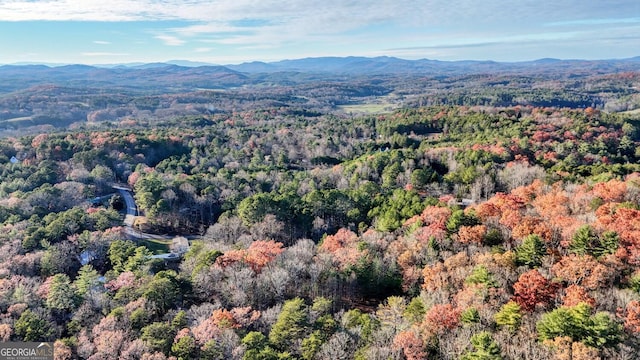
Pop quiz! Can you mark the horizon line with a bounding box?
[1,54,639,68]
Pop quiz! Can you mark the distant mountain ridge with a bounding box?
[228,56,640,75]
[1,56,640,94]
[0,63,248,93]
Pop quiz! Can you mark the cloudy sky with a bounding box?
[0,0,639,65]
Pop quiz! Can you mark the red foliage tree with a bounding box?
[318,228,364,270]
[230,306,261,328]
[423,252,471,292]
[210,309,239,329]
[104,271,138,292]
[319,228,358,253]
[592,179,627,203]
[215,240,284,273]
[511,216,552,242]
[215,249,246,268]
[484,192,528,229]
[0,324,12,342]
[423,303,461,334]
[512,269,558,311]
[245,240,284,272]
[551,254,613,290]
[393,330,427,360]
[475,202,501,220]
[457,225,487,245]
[623,300,640,333]
[532,187,571,224]
[191,317,220,345]
[562,285,595,308]
[595,204,640,265]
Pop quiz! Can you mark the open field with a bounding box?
[338,102,394,114]
[140,238,171,254]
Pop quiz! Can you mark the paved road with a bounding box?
[112,185,172,240]
[113,185,137,226]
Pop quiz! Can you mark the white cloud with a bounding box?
[1,0,639,61]
[81,52,129,56]
[93,40,111,45]
[194,47,212,53]
[0,0,634,24]
[155,34,185,46]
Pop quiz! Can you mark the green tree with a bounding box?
[143,271,181,315]
[311,296,332,315]
[381,162,402,188]
[569,225,600,256]
[43,207,89,243]
[314,314,337,335]
[242,331,291,360]
[568,227,619,259]
[537,303,622,348]
[460,331,503,360]
[108,240,137,273]
[89,208,121,231]
[494,301,521,332]
[124,246,153,273]
[369,189,428,232]
[446,209,480,233]
[238,193,281,226]
[301,331,324,360]
[411,168,438,189]
[403,297,426,324]
[599,230,620,257]
[515,234,546,268]
[134,172,166,213]
[171,310,188,330]
[342,309,378,343]
[466,265,498,288]
[269,297,308,350]
[74,265,101,297]
[141,322,174,354]
[130,308,150,331]
[46,274,79,312]
[110,193,125,211]
[461,308,481,325]
[354,256,402,299]
[15,310,54,341]
[201,339,225,360]
[172,333,197,360]
[243,331,269,352]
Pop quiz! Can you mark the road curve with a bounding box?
[112,185,172,240]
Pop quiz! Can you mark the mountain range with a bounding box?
[1,56,640,94]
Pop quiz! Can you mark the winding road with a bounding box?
[112,185,173,241]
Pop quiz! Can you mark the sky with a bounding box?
[0,0,639,65]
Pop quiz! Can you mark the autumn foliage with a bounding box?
[215,240,284,272]
[423,303,461,334]
[512,269,558,312]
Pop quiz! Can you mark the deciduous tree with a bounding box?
[513,270,557,312]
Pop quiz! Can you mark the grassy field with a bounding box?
[140,238,172,254]
[338,103,394,114]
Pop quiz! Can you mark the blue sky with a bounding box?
[0,0,639,65]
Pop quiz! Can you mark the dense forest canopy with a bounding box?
[0,61,640,359]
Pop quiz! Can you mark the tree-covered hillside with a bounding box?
[0,104,639,359]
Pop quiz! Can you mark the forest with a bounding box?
[0,60,640,359]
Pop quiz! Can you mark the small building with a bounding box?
[171,236,190,255]
[149,253,181,260]
[79,250,97,265]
